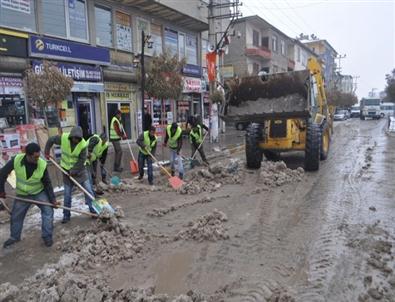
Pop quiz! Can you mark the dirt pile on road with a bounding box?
[174,209,230,242]
[97,178,164,194]
[259,161,304,187]
[180,159,244,194]
[147,196,215,217]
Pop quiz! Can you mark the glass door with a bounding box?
[106,102,132,139]
[77,98,94,139]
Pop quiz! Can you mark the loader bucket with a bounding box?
[221,70,311,123]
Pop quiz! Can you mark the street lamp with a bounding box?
[134,30,153,132]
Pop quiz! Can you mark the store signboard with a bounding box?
[32,61,102,82]
[183,77,202,93]
[182,64,201,77]
[0,77,23,94]
[0,33,27,57]
[29,35,110,65]
[1,0,30,14]
[105,91,131,100]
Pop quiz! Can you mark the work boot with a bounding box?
[171,170,175,177]
[43,238,53,247]
[3,238,19,248]
[203,160,209,167]
[95,189,104,196]
[179,173,184,180]
[102,178,108,185]
[61,217,70,224]
[138,175,143,181]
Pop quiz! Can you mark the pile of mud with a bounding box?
[180,159,244,194]
[259,161,304,187]
[147,196,215,217]
[97,178,165,194]
[174,209,229,242]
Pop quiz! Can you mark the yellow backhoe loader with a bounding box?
[221,57,332,171]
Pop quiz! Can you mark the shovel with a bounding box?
[125,139,139,174]
[7,195,98,217]
[100,164,121,186]
[48,157,114,214]
[189,132,209,169]
[146,150,184,190]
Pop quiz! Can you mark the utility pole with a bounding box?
[335,54,346,73]
[207,0,242,143]
[352,75,360,94]
[141,30,146,133]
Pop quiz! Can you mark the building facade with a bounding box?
[0,0,207,140]
[302,39,338,89]
[337,74,353,94]
[224,15,295,77]
[290,39,318,71]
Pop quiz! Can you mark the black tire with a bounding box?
[245,123,263,169]
[305,121,321,171]
[263,150,279,161]
[320,122,330,161]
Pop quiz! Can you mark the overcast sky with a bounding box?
[241,0,395,99]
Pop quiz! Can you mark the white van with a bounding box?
[380,102,395,117]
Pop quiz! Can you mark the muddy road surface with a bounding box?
[0,119,394,302]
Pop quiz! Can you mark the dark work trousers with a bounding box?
[91,160,107,184]
[138,152,153,184]
[191,142,208,162]
[112,140,122,171]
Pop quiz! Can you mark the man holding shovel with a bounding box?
[136,126,157,185]
[189,121,209,167]
[87,133,109,193]
[110,110,127,172]
[164,122,184,180]
[0,143,58,248]
[45,126,96,224]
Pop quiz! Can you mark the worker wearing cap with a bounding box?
[45,126,96,223]
[109,110,127,173]
[189,121,209,167]
[164,122,184,179]
[87,133,109,193]
[136,126,157,185]
[0,143,58,248]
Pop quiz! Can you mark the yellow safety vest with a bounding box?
[110,116,122,140]
[166,125,182,149]
[14,154,46,196]
[139,131,157,155]
[60,133,87,170]
[189,125,203,144]
[87,134,109,163]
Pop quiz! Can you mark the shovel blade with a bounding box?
[92,198,114,214]
[169,176,184,190]
[130,160,139,174]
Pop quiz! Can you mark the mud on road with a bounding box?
[0,119,394,302]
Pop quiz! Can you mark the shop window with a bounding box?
[261,37,269,48]
[164,28,178,57]
[178,32,186,60]
[272,35,277,52]
[42,0,88,41]
[116,11,132,52]
[95,5,112,47]
[0,0,36,32]
[252,30,259,47]
[186,34,197,65]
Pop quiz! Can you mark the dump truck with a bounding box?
[221,57,332,171]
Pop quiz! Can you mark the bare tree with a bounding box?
[24,61,74,127]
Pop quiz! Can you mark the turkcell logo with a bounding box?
[35,39,45,51]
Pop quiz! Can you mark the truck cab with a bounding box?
[360,98,381,120]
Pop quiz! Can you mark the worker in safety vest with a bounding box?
[87,133,109,194]
[45,126,96,223]
[189,121,209,167]
[136,126,157,185]
[0,143,58,248]
[164,122,184,179]
[109,110,127,172]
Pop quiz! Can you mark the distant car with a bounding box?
[334,110,348,121]
[350,106,360,118]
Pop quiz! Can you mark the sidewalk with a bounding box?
[46,129,245,188]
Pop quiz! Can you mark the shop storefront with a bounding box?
[29,35,110,138]
[104,82,137,140]
[0,29,29,128]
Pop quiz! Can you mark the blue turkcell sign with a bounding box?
[29,35,110,65]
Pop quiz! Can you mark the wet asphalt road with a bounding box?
[0,118,394,301]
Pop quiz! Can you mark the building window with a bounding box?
[261,37,269,48]
[42,0,67,37]
[115,11,132,52]
[95,5,112,47]
[164,28,178,57]
[68,0,88,40]
[0,0,36,31]
[272,35,277,52]
[151,23,163,55]
[297,47,301,62]
[178,32,186,59]
[186,34,197,65]
[252,30,259,47]
[280,40,285,55]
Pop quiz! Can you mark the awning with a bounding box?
[71,82,104,93]
[111,0,208,32]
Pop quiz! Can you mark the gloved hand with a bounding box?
[52,201,61,208]
[122,134,128,140]
[45,153,50,160]
[0,192,6,199]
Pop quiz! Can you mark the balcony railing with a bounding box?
[245,45,271,60]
